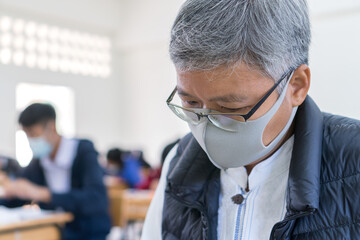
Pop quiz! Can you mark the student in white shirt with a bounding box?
[1,103,111,240]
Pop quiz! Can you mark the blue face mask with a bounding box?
[28,137,53,159]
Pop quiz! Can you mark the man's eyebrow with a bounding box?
[209,94,248,103]
[177,88,195,98]
[177,87,247,102]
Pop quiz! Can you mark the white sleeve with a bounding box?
[141,144,178,240]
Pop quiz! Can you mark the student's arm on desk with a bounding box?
[2,141,108,217]
[141,144,178,240]
[0,171,28,207]
[0,168,50,207]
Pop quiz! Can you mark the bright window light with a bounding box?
[49,42,59,55]
[0,16,12,32]
[37,55,48,69]
[25,38,37,51]
[13,36,25,49]
[0,48,12,64]
[25,53,37,68]
[25,21,37,36]
[49,26,59,40]
[13,50,24,65]
[80,61,90,76]
[37,24,48,39]
[59,58,70,73]
[0,15,112,78]
[59,45,71,57]
[37,40,48,53]
[15,130,33,167]
[13,19,25,34]
[59,29,70,43]
[49,57,59,72]
[1,33,12,47]
[70,60,80,74]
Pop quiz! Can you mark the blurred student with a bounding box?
[1,103,111,240]
[106,148,142,188]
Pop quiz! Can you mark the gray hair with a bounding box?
[170,0,311,86]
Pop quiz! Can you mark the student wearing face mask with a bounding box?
[1,103,111,240]
[142,0,360,240]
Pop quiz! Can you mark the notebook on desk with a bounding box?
[0,205,53,225]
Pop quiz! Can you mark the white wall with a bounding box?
[309,2,360,119]
[114,0,189,166]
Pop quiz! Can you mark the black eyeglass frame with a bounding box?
[166,68,295,123]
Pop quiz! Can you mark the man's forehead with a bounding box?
[177,67,272,91]
[176,64,271,83]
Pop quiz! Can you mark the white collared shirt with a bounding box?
[217,136,293,240]
[40,137,79,194]
[141,136,294,240]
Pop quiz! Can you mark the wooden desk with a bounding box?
[0,212,73,240]
[105,177,128,227]
[107,185,154,227]
[119,189,154,227]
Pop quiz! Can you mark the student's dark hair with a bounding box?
[106,148,124,169]
[18,103,56,127]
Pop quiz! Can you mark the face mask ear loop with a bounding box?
[259,74,293,140]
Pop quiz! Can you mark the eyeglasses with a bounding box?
[166,69,294,132]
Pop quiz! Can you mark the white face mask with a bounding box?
[188,79,298,170]
[28,137,53,159]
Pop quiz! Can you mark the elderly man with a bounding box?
[142,0,360,239]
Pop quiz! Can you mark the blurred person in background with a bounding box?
[0,103,111,240]
[106,148,141,188]
[106,148,159,190]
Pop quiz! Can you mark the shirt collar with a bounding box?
[41,137,78,169]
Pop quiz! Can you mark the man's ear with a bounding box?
[289,64,311,107]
